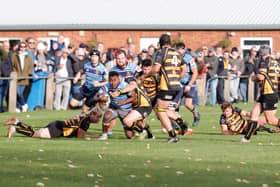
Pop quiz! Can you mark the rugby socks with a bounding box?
[168,129,176,138]
[15,122,35,137]
[244,121,258,140]
[144,125,154,139]
[16,122,31,129]
[16,127,34,137]
[175,117,188,135]
[190,106,197,113]
[131,123,143,133]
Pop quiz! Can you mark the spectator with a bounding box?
[216,46,226,104]
[11,42,33,112]
[34,42,51,73]
[25,37,37,63]
[147,44,157,60]
[0,41,12,112]
[57,35,66,50]
[48,41,59,59]
[53,48,74,110]
[239,47,256,103]
[228,47,244,103]
[70,48,88,100]
[204,47,218,105]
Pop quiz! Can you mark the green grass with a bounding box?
[0,104,280,187]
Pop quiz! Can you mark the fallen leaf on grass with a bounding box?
[206,168,211,172]
[96,174,103,178]
[68,164,77,168]
[235,178,250,183]
[38,149,44,152]
[36,182,44,187]
[42,177,48,180]
[240,162,246,165]
[262,184,269,187]
[129,174,136,178]
[195,158,202,162]
[87,173,94,177]
[98,154,103,159]
[242,179,250,183]
[235,178,242,183]
[164,166,170,169]
[145,174,151,178]
[226,165,231,169]
[146,144,150,149]
[67,160,73,163]
[184,149,190,152]
[176,171,184,176]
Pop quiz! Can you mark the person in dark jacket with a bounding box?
[0,42,13,112]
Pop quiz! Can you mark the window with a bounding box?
[0,37,22,49]
[37,37,70,50]
[140,37,159,52]
[240,37,272,57]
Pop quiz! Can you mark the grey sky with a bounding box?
[1,0,280,25]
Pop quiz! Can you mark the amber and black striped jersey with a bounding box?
[258,57,280,95]
[219,107,247,134]
[61,115,91,137]
[154,47,183,91]
[131,80,151,108]
[141,76,158,99]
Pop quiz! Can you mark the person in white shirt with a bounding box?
[53,48,74,110]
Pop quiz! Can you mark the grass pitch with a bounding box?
[0,103,280,187]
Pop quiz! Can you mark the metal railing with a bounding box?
[3,72,255,112]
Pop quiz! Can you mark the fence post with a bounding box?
[196,74,206,106]
[8,72,17,112]
[45,73,54,110]
[248,74,254,103]
[224,77,230,102]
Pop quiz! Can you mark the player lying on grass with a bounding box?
[219,102,279,141]
[4,107,102,139]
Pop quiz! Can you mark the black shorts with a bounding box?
[73,85,99,107]
[257,93,278,111]
[46,121,64,138]
[135,106,152,118]
[150,96,157,108]
[182,86,196,98]
[157,90,180,101]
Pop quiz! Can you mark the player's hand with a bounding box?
[93,81,102,87]
[117,100,126,105]
[73,77,78,84]
[256,74,265,81]
[110,91,120,98]
[184,85,191,93]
